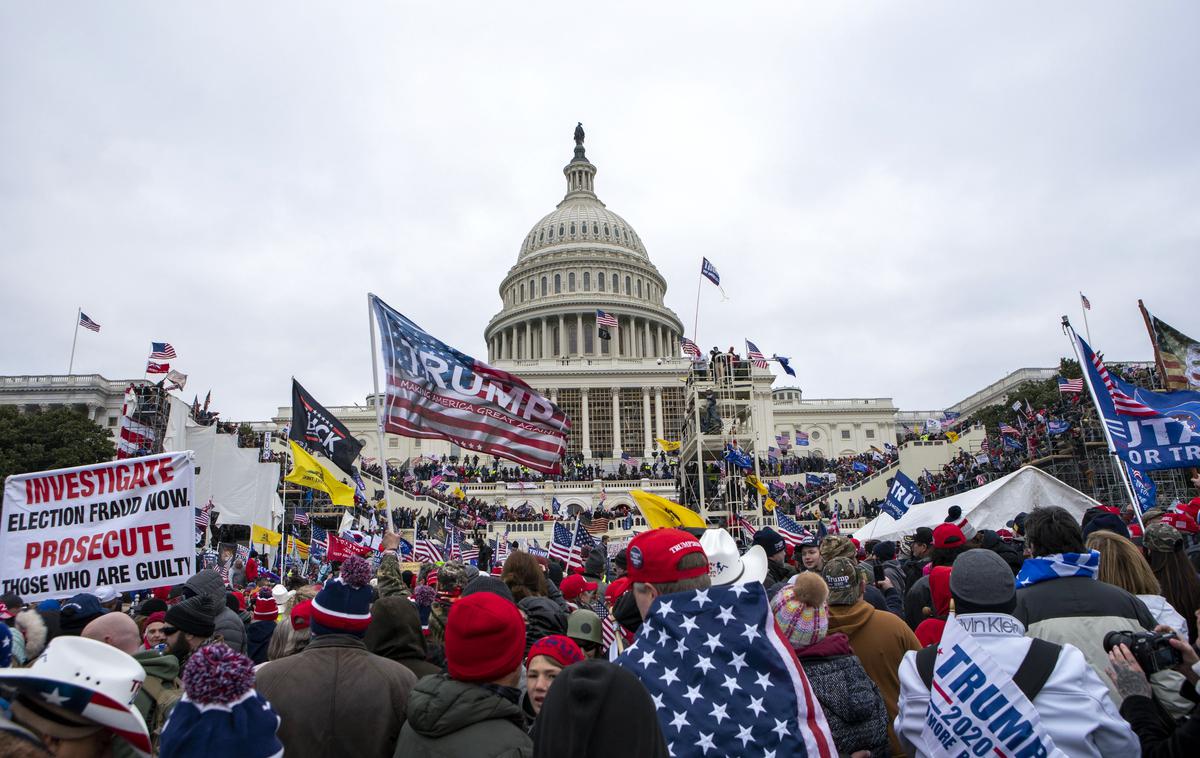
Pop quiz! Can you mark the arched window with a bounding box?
[612,273,619,292]
[570,222,576,235]
[529,279,535,299]
[554,274,561,294]
[597,271,605,291]
[568,272,576,292]
[625,276,632,295]
[583,272,590,290]
[637,280,642,298]
[559,224,565,237]
[539,230,544,243]
[520,283,525,302]
[604,224,610,236]
[541,277,547,297]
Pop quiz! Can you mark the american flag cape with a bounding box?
[370,295,570,474]
[617,583,834,758]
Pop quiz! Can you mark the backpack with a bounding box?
[141,675,184,749]
[916,637,1061,701]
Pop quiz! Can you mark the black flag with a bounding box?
[598,327,612,341]
[290,379,364,473]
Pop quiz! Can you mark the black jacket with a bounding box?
[394,674,532,758]
[365,595,443,680]
[1119,692,1200,758]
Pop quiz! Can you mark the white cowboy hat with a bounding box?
[700,528,769,586]
[0,636,151,757]
[271,583,294,606]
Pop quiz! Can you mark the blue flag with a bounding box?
[398,537,414,558]
[1002,436,1024,451]
[700,257,721,286]
[805,473,824,487]
[883,471,923,520]
[775,355,796,377]
[1129,467,1157,513]
[723,445,753,470]
[1047,420,1071,436]
[851,461,869,474]
[1077,333,1200,471]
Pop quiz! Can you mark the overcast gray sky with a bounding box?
[2,2,1197,421]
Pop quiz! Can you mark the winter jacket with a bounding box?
[896,613,1140,758]
[903,573,933,629]
[518,597,567,655]
[246,620,275,665]
[1137,594,1187,636]
[900,556,929,592]
[256,634,418,758]
[827,599,921,756]
[365,595,443,680]
[874,558,908,597]
[795,633,889,757]
[1120,688,1200,758]
[184,569,246,653]
[1013,575,1156,707]
[766,557,797,587]
[117,648,181,758]
[394,674,533,758]
[913,566,951,647]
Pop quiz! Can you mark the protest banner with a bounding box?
[1,452,195,603]
[327,533,374,562]
[883,471,923,520]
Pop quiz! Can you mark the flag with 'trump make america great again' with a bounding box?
[369,294,571,474]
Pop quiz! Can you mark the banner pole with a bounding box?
[1079,292,1093,345]
[68,307,80,375]
[692,274,702,349]
[1062,317,1142,526]
[367,294,396,533]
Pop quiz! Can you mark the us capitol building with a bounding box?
[2,128,908,496]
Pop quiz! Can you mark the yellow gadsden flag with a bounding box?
[945,430,960,443]
[656,438,681,453]
[631,490,706,530]
[285,440,355,506]
[251,524,282,547]
[744,474,769,496]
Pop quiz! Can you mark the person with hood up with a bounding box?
[394,592,533,757]
[256,556,417,758]
[913,565,952,647]
[522,635,585,723]
[245,588,277,665]
[772,572,889,757]
[518,596,568,657]
[530,659,669,758]
[178,569,246,653]
[823,556,920,756]
[365,593,442,680]
[867,540,907,597]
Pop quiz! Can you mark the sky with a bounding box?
[2,2,1197,421]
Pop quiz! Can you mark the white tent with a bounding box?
[854,466,1102,542]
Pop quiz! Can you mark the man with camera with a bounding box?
[1107,609,1200,757]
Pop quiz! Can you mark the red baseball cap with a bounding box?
[559,574,598,601]
[625,529,708,584]
[605,577,631,605]
[932,523,967,550]
[1162,511,1200,534]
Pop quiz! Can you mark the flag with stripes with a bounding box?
[620,451,640,467]
[1086,342,1158,417]
[680,337,702,359]
[459,531,479,564]
[149,342,177,359]
[371,294,570,474]
[980,437,991,456]
[596,309,618,328]
[745,340,769,369]
[146,361,170,374]
[775,512,812,547]
[998,423,1020,436]
[293,511,310,527]
[601,615,618,650]
[829,505,841,535]
[493,528,511,566]
[548,521,575,565]
[794,430,810,446]
[1080,292,1091,311]
[413,537,444,564]
[571,520,595,570]
[585,514,609,536]
[78,311,101,332]
[310,525,328,552]
[195,499,213,530]
[1057,376,1083,394]
[733,513,758,538]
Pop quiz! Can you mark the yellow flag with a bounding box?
[945,430,960,443]
[291,538,310,560]
[744,474,770,496]
[631,490,706,530]
[451,486,466,499]
[251,524,282,547]
[656,438,681,452]
[285,440,355,506]
[763,498,778,512]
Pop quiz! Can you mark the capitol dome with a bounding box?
[485,126,685,365]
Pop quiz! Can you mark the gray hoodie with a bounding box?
[184,569,246,653]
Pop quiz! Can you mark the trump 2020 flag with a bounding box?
[883,470,923,520]
[370,294,570,473]
[617,583,834,758]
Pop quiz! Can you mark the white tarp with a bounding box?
[854,466,1101,542]
[168,421,281,528]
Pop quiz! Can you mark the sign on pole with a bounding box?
[1,452,196,603]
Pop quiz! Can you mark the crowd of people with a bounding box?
[5,488,1200,757]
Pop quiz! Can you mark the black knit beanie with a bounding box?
[166,595,218,638]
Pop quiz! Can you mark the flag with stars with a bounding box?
[370,294,571,474]
[616,583,834,758]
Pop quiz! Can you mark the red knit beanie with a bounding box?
[445,593,525,683]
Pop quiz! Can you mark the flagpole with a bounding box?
[1137,299,1170,390]
[1079,292,1093,345]
[692,272,702,348]
[367,294,396,533]
[68,307,81,375]
[1062,317,1142,527]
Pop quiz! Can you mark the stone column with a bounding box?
[542,317,551,359]
[557,314,565,356]
[644,321,652,359]
[654,387,664,442]
[658,324,665,357]
[576,313,584,356]
[642,387,652,456]
[500,331,507,361]
[580,388,592,458]
[611,388,622,457]
[526,323,533,359]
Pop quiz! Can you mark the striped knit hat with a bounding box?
[311,556,373,637]
[771,573,830,650]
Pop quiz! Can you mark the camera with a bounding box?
[1103,630,1182,674]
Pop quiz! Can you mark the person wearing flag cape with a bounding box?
[896,549,1137,757]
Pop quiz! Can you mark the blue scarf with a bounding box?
[1014,550,1100,588]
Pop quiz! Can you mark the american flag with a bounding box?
[459,531,479,564]
[998,423,1020,436]
[596,309,618,328]
[371,295,570,474]
[680,337,702,359]
[548,521,576,566]
[1057,376,1083,394]
[293,511,310,527]
[493,529,510,566]
[733,513,758,538]
[601,615,619,651]
[78,311,101,332]
[775,511,811,547]
[1080,292,1091,311]
[745,340,769,369]
[621,451,641,467]
[1083,338,1159,417]
[146,361,170,374]
[794,430,810,444]
[413,537,444,563]
[617,583,834,757]
[980,437,991,456]
[585,514,610,536]
[195,499,213,531]
[430,474,444,488]
[829,505,841,535]
[310,525,328,551]
[149,341,177,359]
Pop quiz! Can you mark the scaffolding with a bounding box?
[116,381,173,459]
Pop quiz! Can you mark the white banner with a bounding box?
[1,452,196,603]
